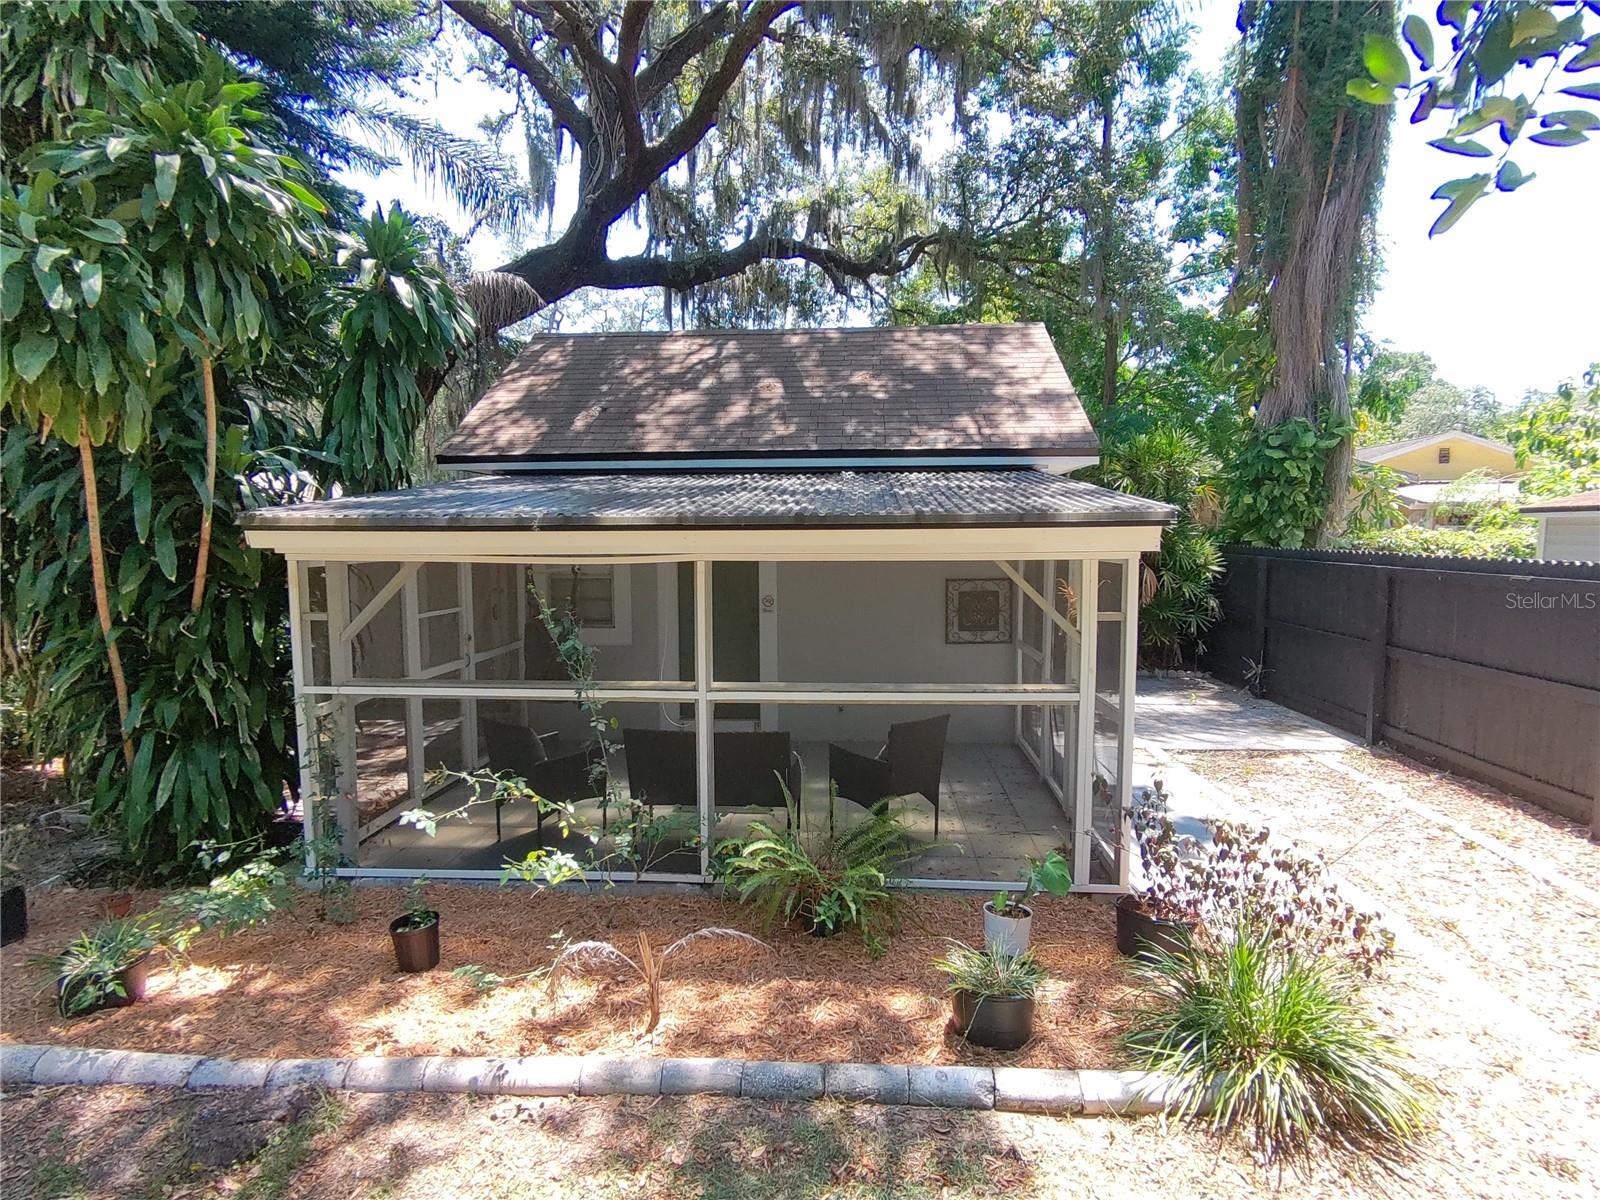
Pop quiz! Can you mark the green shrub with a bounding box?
[717,789,915,953]
[1334,523,1536,559]
[1120,924,1428,1166]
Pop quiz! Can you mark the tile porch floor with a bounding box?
[359,740,1073,882]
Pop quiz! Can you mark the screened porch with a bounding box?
[283,550,1140,891]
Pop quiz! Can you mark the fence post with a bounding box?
[1365,569,1394,746]
[1250,556,1269,696]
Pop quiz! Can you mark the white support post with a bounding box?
[402,568,425,808]
[1074,560,1099,888]
[1118,554,1140,891]
[324,563,359,858]
[459,562,478,768]
[286,560,316,872]
[693,559,714,877]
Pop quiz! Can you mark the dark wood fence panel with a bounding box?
[1203,548,1600,832]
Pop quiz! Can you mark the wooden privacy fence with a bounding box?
[1202,547,1600,834]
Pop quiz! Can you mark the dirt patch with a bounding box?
[0,1083,1498,1200]
[1,886,1130,1068]
[0,761,119,890]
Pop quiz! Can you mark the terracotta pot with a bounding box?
[982,901,1033,956]
[0,884,26,946]
[58,953,151,1016]
[950,991,1035,1051]
[1115,895,1196,959]
[390,912,440,973]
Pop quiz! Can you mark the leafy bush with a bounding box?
[932,940,1046,1000]
[392,877,437,932]
[1334,523,1536,560]
[1097,426,1223,665]
[1120,924,1428,1165]
[1131,782,1394,975]
[1223,414,1353,548]
[718,789,915,953]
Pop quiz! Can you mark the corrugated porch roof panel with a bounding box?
[241,471,1174,531]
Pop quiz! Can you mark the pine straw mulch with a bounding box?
[0,886,1132,1068]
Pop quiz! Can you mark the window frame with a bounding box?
[532,564,633,645]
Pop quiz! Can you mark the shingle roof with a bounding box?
[1519,490,1600,514]
[241,470,1173,531]
[436,323,1097,465]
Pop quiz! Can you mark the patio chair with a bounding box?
[480,719,604,844]
[827,713,950,836]
[621,728,802,828]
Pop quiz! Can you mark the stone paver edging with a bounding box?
[0,1044,1182,1117]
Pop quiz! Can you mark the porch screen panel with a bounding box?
[1089,560,1127,885]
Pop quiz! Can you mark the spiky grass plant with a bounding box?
[1120,924,1428,1167]
[931,941,1047,1000]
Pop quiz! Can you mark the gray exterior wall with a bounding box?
[1538,513,1600,562]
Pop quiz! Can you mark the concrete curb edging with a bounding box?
[0,1044,1183,1116]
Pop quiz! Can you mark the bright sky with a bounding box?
[345,2,1599,406]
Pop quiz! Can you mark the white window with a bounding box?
[534,565,631,645]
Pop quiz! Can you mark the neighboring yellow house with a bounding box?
[1356,430,1523,526]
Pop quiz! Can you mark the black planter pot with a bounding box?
[1,885,26,946]
[390,912,441,973]
[58,953,151,1016]
[1115,896,1196,959]
[950,991,1036,1051]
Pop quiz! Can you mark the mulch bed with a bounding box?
[0,885,1132,1068]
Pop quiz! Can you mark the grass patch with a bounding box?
[234,1092,347,1200]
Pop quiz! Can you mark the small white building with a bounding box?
[1519,491,1600,561]
[241,324,1173,892]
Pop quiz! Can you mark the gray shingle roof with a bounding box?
[436,323,1097,464]
[1519,490,1600,514]
[242,471,1174,531]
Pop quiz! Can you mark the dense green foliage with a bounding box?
[1121,924,1428,1165]
[319,205,476,494]
[2,3,472,868]
[1096,426,1223,663]
[1223,416,1357,549]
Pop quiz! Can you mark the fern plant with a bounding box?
[718,787,916,953]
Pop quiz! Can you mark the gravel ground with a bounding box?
[1170,747,1600,1199]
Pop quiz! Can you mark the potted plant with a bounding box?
[1116,780,1201,959]
[389,878,440,972]
[983,849,1072,955]
[933,940,1046,1051]
[1,871,25,947]
[34,917,157,1017]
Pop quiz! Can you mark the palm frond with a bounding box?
[546,939,639,994]
[341,103,540,234]
[661,926,770,961]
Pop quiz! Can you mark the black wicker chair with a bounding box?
[480,718,603,844]
[621,728,801,827]
[827,713,950,835]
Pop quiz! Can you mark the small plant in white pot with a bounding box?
[983,849,1072,955]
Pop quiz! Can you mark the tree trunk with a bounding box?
[190,356,218,613]
[78,423,135,767]
[1099,94,1118,413]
